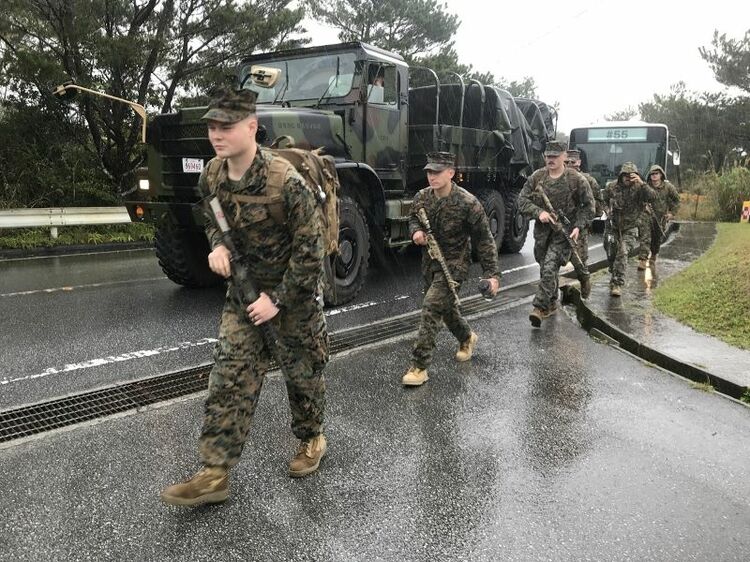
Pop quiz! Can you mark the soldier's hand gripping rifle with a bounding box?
[645,203,669,243]
[206,197,283,360]
[416,207,460,307]
[534,185,589,278]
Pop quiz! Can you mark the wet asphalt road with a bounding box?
[0,234,603,409]
[0,304,748,561]
[1,228,749,560]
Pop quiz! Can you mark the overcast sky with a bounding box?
[305,0,749,135]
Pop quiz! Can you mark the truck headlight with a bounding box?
[138,179,150,190]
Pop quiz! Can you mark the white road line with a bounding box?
[325,295,409,316]
[0,276,167,298]
[1,338,218,386]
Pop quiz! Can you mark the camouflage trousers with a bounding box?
[638,214,666,259]
[200,288,329,468]
[574,228,589,267]
[610,227,640,287]
[411,273,471,370]
[532,230,572,311]
[637,214,652,259]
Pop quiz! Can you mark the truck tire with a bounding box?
[477,190,506,253]
[500,190,529,253]
[155,226,222,288]
[326,195,370,305]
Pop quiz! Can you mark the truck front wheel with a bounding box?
[154,226,222,288]
[325,195,370,305]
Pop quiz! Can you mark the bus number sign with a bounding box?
[588,127,648,142]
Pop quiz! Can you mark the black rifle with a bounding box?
[205,196,283,360]
[416,207,461,307]
[645,203,669,243]
[534,185,590,278]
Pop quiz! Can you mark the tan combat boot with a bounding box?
[289,434,327,478]
[580,276,592,299]
[610,284,622,297]
[637,258,648,271]
[402,366,429,386]
[529,307,544,327]
[455,331,478,362]
[160,466,229,506]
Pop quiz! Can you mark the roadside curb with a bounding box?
[561,284,748,402]
[0,241,153,260]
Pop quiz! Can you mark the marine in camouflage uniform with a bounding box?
[640,164,680,265]
[601,162,657,296]
[566,149,603,277]
[161,89,329,507]
[402,152,501,386]
[518,141,594,326]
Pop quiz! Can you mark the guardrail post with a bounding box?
[50,227,59,239]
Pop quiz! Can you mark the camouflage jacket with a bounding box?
[200,148,324,307]
[649,180,680,218]
[518,168,595,232]
[581,171,604,217]
[409,183,501,283]
[601,179,657,231]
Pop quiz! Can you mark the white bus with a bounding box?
[568,121,680,189]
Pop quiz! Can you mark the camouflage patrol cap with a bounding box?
[544,140,567,156]
[201,88,257,123]
[423,152,456,172]
[619,161,639,175]
[566,149,581,159]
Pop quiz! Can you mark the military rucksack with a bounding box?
[204,138,340,257]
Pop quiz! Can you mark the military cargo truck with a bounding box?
[124,42,556,304]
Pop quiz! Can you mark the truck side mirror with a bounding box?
[672,151,680,166]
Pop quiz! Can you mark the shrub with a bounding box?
[712,167,750,222]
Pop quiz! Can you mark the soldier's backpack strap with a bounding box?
[205,157,225,195]
[224,156,290,224]
[205,155,287,224]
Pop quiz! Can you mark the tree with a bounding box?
[495,77,537,99]
[700,29,750,94]
[603,107,638,121]
[640,83,749,173]
[0,0,308,195]
[308,0,459,60]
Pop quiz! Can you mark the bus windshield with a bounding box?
[569,126,668,186]
[238,52,358,104]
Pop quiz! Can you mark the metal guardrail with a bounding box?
[0,207,132,238]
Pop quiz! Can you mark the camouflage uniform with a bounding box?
[566,149,602,268]
[408,183,500,370]
[199,148,329,468]
[518,167,594,312]
[639,164,680,260]
[601,163,657,287]
[575,171,601,266]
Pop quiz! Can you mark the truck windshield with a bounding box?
[239,52,358,103]
[570,126,668,186]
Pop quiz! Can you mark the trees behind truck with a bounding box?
[124,42,557,305]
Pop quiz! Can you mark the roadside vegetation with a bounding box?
[653,223,750,350]
[0,223,154,250]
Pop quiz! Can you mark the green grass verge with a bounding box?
[0,223,154,250]
[653,223,750,350]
